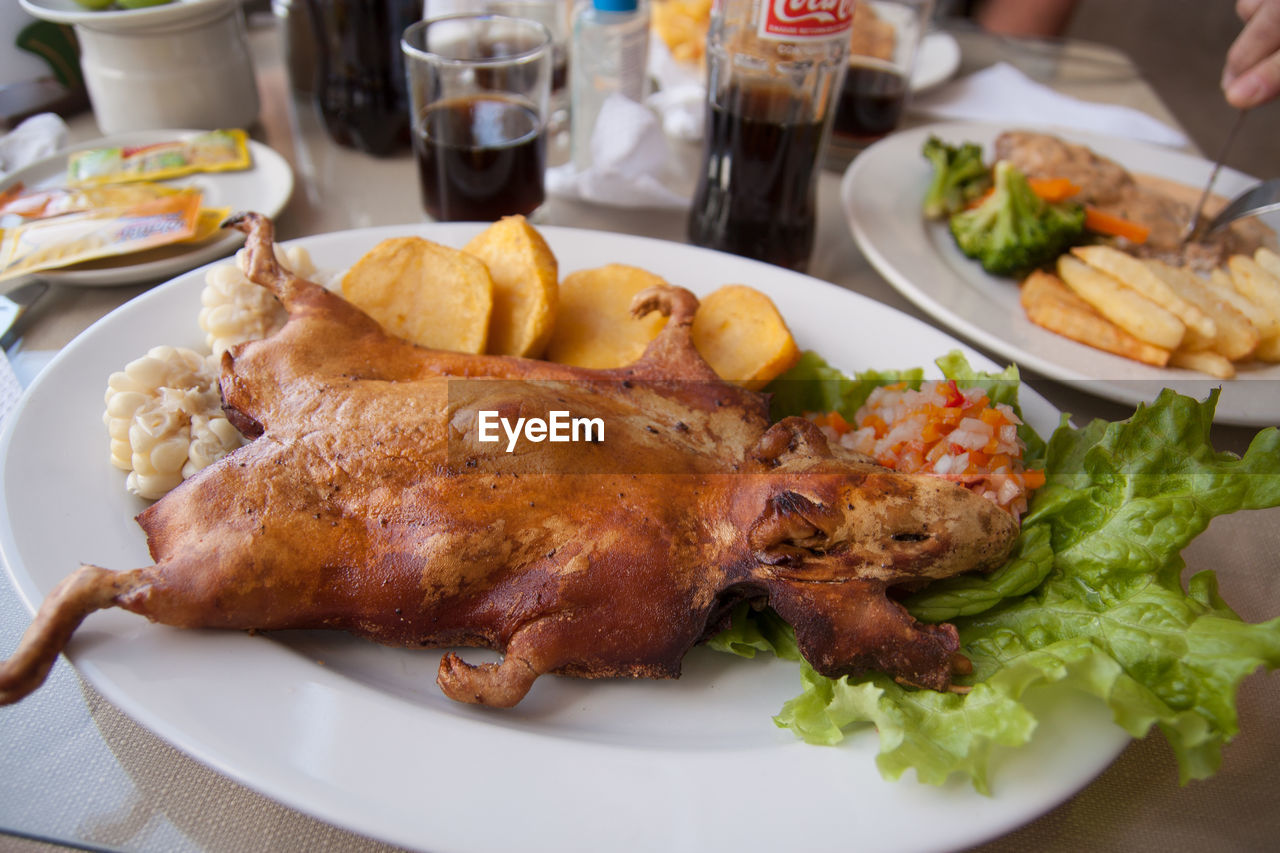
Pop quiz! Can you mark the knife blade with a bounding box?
[1181,109,1248,245]
[0,279,50,351]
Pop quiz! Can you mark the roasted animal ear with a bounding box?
[746,417,834,470]
[748,490,843,565]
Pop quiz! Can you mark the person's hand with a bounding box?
[1224,0,1280,108]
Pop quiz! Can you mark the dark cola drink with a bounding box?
[833,64,908,145]
[414,95,547,221]
[686,0,851,272]
[687,83,825,272]
[307,0,420,156]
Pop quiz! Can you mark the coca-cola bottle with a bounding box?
[686,0,852,272]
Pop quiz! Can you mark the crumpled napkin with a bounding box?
[0,112,68,179]
[909,61,1189,148]
[645,37,705,142]
[546,92,690,209]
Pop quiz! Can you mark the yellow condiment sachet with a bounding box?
[0,181,189,220]
[66,129,252,186]
[0,191,204,281]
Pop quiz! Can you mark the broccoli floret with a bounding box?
[948,160,1085,278]
[922,136,992,220]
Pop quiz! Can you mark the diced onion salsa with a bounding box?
[809,379,1045,519]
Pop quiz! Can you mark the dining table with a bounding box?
[1,9,1277,853]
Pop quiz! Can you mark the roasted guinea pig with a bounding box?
[0,213,1019,708]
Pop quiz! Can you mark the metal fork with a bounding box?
[1189,177,1280,240]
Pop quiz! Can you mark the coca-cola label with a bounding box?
[757,0,855,41]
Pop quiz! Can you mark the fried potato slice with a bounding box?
[691,285,800,389]
[1072,245,1215,341]
[1144,260,1259,361]
[1227,254,1280,336]
[1021,270,1171,366]
[1169,348,1236,379]
[341,236,493,353]
[463,215,558,358]
[1057,254,1185,350]
[544,264,669,368]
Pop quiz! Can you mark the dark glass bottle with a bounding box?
[305,0,420,156]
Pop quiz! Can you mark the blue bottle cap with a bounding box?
[593,0,638,11]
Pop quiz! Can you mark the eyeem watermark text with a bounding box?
[477,410,605,452]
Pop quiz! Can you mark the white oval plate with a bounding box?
[0,129,293,288]
[843,120,1280,427]
[0,225,1127,853]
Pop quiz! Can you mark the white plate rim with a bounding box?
[0,224,1130,853]
[19,0,235,31]
[911,31,962,93]
[0,128,294,289]
[842,119,1280,427]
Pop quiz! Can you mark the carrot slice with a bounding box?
[1027,177,1081,202]
[1083,206,1151,244]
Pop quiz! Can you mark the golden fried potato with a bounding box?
[1208,267,1274,332]
[1072,245,1215,341]
[341,236,493,353]
[1169,348,1236,379]
[1020,270,1171,366]
[1255,331,1280,362]
[545,264,669,368]
[691,285,800,389]
[1226,254,1280,336]
[652,0,712,64]
[1057,254,1185,350]
[463,215,558,358]
[1144,260,1258,360]
[1254,246,1280,280]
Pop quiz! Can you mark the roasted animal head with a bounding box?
[742,418,1017,585]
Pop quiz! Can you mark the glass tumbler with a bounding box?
[402,14,553,222]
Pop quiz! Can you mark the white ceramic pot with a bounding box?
[19,0,261,134]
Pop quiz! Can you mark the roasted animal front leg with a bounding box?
[0,565,149,704]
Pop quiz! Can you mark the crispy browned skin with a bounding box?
[0,213,1019,707]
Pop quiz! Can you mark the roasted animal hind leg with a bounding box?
[436,618,572,707]
[0,565,149,705]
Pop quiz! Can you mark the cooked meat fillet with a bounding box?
[994,130,1270,270]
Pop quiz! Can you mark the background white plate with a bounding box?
[0,225,1128,853]
[911,31,961,93]
[0,129,293,289]
[843,120,1280,427]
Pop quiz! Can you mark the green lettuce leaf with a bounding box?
[764,351,923,423]
[717,360,1280,793]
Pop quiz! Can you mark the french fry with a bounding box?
[1020,270,1171,366]
[1254,246,1280,280]
[1056,254,1185,350]
[1072,245,1215,340]
[1145,260,1258,360]
[1169,348,1236,379]
[1208,267,1275,333]
[1226,254,1280,335]
[1254,330,1280,362]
